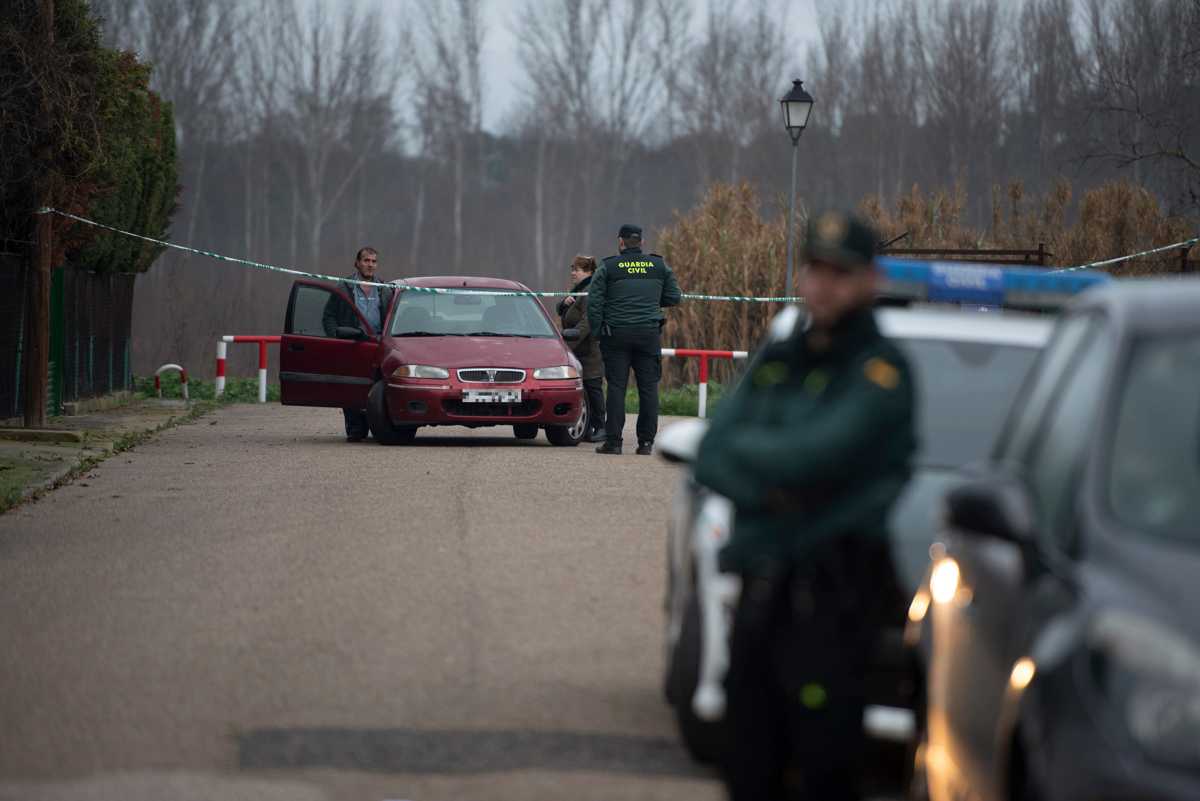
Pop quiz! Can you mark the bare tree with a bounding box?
[673,0,787,185]
[914,0,1008,211]
[412,0,485,273]
[272,0,400,269]
[515,0,665,253]
[1083,0,1200,208]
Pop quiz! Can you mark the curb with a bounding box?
[1,401,218,515]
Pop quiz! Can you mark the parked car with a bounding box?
[280,276,588,445]
[658,261,1109,776]
[913,278,1200,801]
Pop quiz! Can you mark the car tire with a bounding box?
[513,423,539,440]
[367,380,417,446]
[545,404,587,447]
[666,590,726,764]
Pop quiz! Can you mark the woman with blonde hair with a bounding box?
[558,255,606,442]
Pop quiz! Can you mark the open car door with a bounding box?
[280,280,378,408]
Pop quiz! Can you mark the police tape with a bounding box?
[1049,237,1198,273]
[36,207,1195,293]
[34,208,805,302]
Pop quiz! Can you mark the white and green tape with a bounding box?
[1050,237,1198,274]
[34,208,805,302]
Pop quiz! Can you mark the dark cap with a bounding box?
[618,224,643,240]
[803,211,878,268]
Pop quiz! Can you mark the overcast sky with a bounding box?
[466,0,823,132]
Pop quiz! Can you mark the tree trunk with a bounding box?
[453,135,464,272]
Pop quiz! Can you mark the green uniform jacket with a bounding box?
[587,247,682,331]
[693,308,917,575]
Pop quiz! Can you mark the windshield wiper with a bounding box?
[393,331,456,337]
[463,331,535,338]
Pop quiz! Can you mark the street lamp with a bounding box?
[780,79,814,300]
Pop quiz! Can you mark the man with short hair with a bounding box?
[588,224,682,455]
[323,247,392,441]
[694,211,917,801]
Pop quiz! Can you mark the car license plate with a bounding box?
[462,389,522,403]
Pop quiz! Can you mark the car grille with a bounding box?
[457,368,526,384]
[443,400,541,418]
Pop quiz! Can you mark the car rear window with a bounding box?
[1107,334,1200,543]
[896,338,1042,468]
[390,289,557,338]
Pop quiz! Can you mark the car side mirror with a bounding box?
[945,476,1036,544]
[657,418,710,465]
[562,328,581,342]
[335,325,366,340]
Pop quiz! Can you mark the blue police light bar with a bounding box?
[877,258,1110,310]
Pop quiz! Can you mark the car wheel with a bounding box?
[513,423,539,440]
[666,590,726,764]
[367,380,417,445]
[545,404,587,447]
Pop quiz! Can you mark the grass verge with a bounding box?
[134,373,280,403]
[624,381,728,417]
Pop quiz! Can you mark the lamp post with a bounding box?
[780,79,814,300]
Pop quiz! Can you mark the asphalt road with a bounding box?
[0,404,721,801]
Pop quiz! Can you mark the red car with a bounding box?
[280,276,588,445]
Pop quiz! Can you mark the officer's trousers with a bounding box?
[722,535,902,801]
[599,326,661,445]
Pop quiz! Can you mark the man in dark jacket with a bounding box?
[588,224,682,455]
[321,247,392,441]
[693,211,916,801]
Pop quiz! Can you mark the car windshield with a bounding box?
[896,338,1041,468]
[389,288,557,338]
[1107,333,1200,544]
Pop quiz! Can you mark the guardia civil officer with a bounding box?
[693,212,916,800]
[588,224,683,455]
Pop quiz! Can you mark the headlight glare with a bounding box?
[392,365,449,379]
[533,365,579,380]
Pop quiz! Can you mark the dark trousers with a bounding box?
[723,536,902,801]
[343,408,368,440]
[599,326,662,445]
[583,376,605,433]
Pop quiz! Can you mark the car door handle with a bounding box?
[289,343,304,352]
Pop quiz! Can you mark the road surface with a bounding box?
[0,404,720,801]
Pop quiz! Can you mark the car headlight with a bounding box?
[392,365,449,379]
[533,365,579,380]
[1089,610,1200,767]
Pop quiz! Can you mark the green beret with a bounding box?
[803,211,878,268]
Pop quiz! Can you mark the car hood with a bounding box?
[383,335,571,370]
[888,467,963,594]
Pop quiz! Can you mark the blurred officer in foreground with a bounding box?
[322,247,392,441]
[588,224,682,455]
[693,211,916,800]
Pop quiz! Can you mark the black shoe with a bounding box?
[636,441,654,456]
[346,429,368,442]
[587,428,606,443]
[595,441,622,455]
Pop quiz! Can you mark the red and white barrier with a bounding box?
[660,348,750,419]
[154,363,188,401]
[215,336,280,403]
